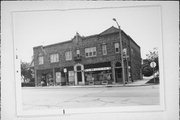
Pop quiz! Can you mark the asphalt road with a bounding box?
[22,85,159,110]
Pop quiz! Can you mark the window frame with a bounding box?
[76,49,80,57]
[102,44,107,55]
[65,51,72,61]
[115,42,120,53]
[38,55,44,65]
[85,47,97,58]
[50,53,59,63]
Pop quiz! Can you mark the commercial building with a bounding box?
[33,26,141,86]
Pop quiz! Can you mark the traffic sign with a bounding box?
[150,62,156,68]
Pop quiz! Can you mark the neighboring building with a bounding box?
[33,26,141,86]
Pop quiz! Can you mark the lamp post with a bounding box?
[123,48,129,83]
[113,18,126,86]
[63,68,67,85]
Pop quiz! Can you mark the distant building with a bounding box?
[33,26,141,86]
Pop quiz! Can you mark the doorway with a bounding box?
[115,68,122,83]
[76,66,82,84]
[74,64,85,85]
[77,71,82,82]
[115,62,123,83]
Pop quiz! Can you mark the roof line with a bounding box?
[43,40,72,48]
[33,26,140,49]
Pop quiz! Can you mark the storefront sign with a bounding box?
[84,67,111,72]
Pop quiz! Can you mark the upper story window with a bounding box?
[50,53,59,63]
[102,44,107,55]
[76,50,80,57]
[85,47,97,58]
[38,56,44,65]
[65,51,72,61]
[114,43,120,53]
[123,48,127,56]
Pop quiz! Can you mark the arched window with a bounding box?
[77,66,82,71]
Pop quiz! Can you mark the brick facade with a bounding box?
[33,26,141,86]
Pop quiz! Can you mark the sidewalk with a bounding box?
[23,78,154,89]
[125,78,150,87]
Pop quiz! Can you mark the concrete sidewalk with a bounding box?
[126,78,150,86]
[23,78,154,89]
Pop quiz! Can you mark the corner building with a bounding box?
[33,26,141,86]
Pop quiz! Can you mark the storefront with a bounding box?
[36,61,129,86]
[84,62,113,85]
[56,66,74,86]
[37,69,54,86]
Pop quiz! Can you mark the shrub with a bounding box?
[142,65,153,77]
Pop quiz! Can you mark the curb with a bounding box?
[22,83,158,89]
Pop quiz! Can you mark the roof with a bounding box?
[33,26,139,49]
[99,26,119,35]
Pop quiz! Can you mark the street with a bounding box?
[22,85,159,110]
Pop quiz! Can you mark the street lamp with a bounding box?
[63,68,68,85]
[113,18,126,86]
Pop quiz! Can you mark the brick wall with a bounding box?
[33,27,142,81]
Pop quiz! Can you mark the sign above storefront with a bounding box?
[84,67,111,72]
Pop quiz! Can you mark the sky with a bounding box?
[13,4,162,63]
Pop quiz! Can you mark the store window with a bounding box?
[85,47,97,57]
[50,53,59,63]
[102,44,107,55]
[65,51,72,61]
[68,71,75,84]
[38,56,44,65]
[115,43,120,53]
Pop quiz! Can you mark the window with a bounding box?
[38,56,44,65]
[50,53,59,63]
[85,47,97,57]
[123,48,127,56]
[115,43,120,53]
[65,51,72,61]
[76,50,80,57]
[102,44,107,55]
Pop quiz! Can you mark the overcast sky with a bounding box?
[13,3,162,63]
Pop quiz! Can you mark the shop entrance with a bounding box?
[74,64,85,85]
[41,72,53,86]
[41,73,47,86]
[77,66,82,83]
[115,68,122,83]
[77,71,82,82]
[115,62,123,83]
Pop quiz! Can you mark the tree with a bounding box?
[142,64,153,76]
[146,47,159,72]
[142,48,159,77]
[21,61,33,83]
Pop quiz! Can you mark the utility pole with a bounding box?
[113,18,126,86]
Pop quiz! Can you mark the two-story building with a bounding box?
[33,26,141,86]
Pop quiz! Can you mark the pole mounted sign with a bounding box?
[150,61,157,83]
[150,62,156,68]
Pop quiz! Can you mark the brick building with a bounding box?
[33,26,141,86]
